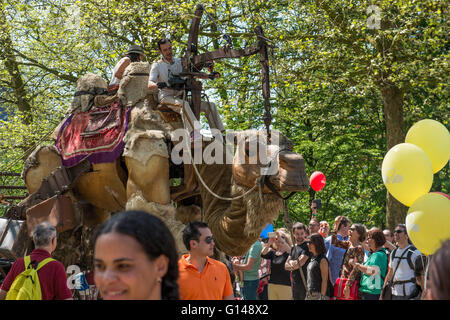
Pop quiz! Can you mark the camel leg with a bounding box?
[75,161,127,212]
[125,155,170,204]
[23,146,62,194]
[124,135,188,255]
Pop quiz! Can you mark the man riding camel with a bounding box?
[147,38,225,137]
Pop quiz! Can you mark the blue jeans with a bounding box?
[243,280,260,300]
[361,292,380,300]
[392,295,409,300]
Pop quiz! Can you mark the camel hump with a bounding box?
[22,145,62,194]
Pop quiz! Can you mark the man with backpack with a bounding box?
[382,224,421,300]
[0,222,72,300]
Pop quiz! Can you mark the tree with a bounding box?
[264,0,449,229]
[0,0,447,229]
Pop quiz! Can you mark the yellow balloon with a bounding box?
[405,119,450,173]
[406,193,450,255]
[382,143,433,206]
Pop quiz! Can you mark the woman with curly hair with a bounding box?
[93,210,179,300]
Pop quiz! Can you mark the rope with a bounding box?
[269,46,283,111]
[178,90,261,201]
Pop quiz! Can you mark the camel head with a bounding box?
[232,129,309,194]
[118,62,151,107]
[195,129,309,256]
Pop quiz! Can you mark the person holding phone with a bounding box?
[261,228,293,300]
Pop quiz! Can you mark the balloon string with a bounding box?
[424,254,431,292]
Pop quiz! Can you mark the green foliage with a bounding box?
[0,0,448,228]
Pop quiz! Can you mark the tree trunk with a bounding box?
[380,83,407,230]
[0,19,33,124]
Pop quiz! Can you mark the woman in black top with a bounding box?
[261,228,293,300]
[306,233,333,300]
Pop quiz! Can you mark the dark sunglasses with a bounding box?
[312,207,317,209]
[204,236,215,244]
[394,230,404,234]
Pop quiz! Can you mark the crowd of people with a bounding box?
[1,206,449,301]
[228,210,447,301]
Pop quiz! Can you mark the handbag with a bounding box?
[334,277,359,300]
[381,281,393,300]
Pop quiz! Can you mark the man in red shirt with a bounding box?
[0,222,73,300]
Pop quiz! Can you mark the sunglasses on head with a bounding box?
[204,236,215,244]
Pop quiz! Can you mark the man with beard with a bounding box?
[285,222,311,300]
[148,38,224,137]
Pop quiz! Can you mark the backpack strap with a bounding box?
[406,248,415,270]
[24,255,32,269]
[36,258,55,271]
[23,256,55,271]
[294,244,309,294]
[391,248,397,262]
[390,246,414,287]
[392,245,415,270]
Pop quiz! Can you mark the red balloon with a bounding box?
[310,171,326,191]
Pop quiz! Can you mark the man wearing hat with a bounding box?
[108,44,145,93]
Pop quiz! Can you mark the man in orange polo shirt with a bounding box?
[178,221,234,300]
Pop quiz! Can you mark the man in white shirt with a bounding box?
[147,38,225,135]
[383,224,421,299]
